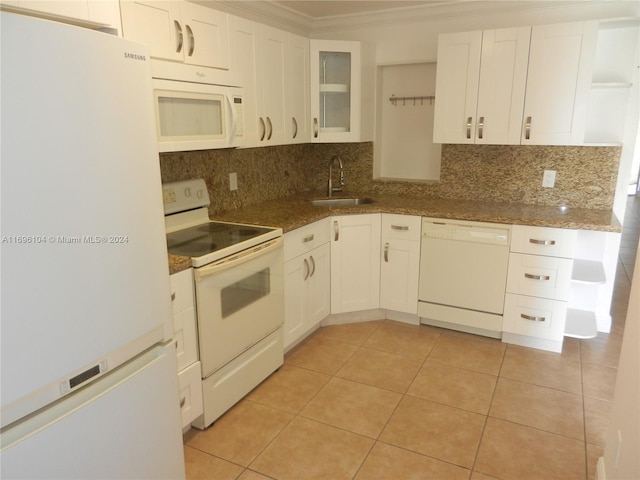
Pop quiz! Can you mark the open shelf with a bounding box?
[571,259,606,285]
[565,308,598,339]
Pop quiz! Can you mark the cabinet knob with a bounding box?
[309,255,316,277]
[529,238,556,246]
[292,117,298,139]
[478,116,484,139]
[334,220,339,241]
[259,117,266,141]
[524,116,532,140]
[266,116,273,140]
[384,242,390,262]
[524,273,551,281]
[313,118,319,138]
[466,117,472,139]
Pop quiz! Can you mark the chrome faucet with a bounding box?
[327,155,344,197]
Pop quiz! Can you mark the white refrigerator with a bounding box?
[0,12,185,479]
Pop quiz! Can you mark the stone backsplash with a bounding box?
[160,142,621,215]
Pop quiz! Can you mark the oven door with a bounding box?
[194,237,284,378]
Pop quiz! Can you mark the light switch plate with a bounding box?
[229,172,238,191]
[542,170,556,188]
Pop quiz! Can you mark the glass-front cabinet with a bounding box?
[310,40,375,143]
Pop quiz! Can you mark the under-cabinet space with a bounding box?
[567,229,621,336]
[374,63,441,181]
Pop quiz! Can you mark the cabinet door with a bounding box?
[380,215,421,314]
[380,239,420,314]
[432,30,482,144]
[306,243,331,325]
[475,27,530,145]
[258,25,287,145]
[180,3,229,70]
[331,214,381,313]
[228,15,260,147]
[311,40,366,143]
[522,21,598,145]
[284,255,307,349]
[120,0,183,62]
[286,33,311,144]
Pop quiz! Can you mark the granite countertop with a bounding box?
[212,191,622,233]
[169,192,621,275]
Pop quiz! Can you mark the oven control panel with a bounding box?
[162,179,210,215]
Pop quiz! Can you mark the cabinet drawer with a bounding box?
[178,361,203,429]
[174,306,198,371]
[170,269,195,316]
[284,218,330,262]
[506,253,573,300]
[511,225,577,258]
[503,293,567,340]
[382,214,421,241]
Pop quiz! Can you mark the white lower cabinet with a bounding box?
[284,219,331,349]
[503,225,577,352]
[331,214,381,314]
[170,269,202,429]
[380,214,421,315]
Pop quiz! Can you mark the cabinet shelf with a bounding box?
[320,83,349,94]
[565,308,598,339]
[571,259,606,285]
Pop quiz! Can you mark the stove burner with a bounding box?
[166,221,277,260]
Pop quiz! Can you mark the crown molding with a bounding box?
[198,0,640,36]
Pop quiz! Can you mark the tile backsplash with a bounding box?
[160,143,620,215]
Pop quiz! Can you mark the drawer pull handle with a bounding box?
[391,225,409,231]
[529,238,556,246]
[478,116,484,139]
[521,313,546,322]
[524,273,550,281]
[466,116,472,139]
[303,234,314,243]
[384,242,389,262]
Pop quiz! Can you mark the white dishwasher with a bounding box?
[418,217,510,338]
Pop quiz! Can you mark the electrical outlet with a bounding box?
[229,172,238,191]
[542,170,556,188]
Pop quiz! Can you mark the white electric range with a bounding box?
[163,179,284,429]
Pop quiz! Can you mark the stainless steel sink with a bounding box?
[309,197,375,207]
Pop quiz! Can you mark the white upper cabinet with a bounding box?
[286,33,311,144]
[434,26,530,145]
[476,27,530,144]
[1,0,121,30]
[120,1,229,70]
[522,21,598,145]
[434,21,599,146]
[257,24,287,145]
[229,15,306,147]
[310,40,375,143]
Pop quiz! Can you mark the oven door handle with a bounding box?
[194,237,283,280]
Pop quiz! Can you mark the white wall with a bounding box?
[599,242,640,479]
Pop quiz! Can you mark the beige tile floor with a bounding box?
[184,196,639,480]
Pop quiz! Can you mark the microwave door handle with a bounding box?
[226,93,237,140]
[194,237,283,280]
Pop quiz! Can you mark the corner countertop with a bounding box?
[169,192,621,275]
[212,192,622,233]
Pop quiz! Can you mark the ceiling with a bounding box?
[270,1,446,19]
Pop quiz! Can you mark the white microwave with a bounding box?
[152,78,244,152]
